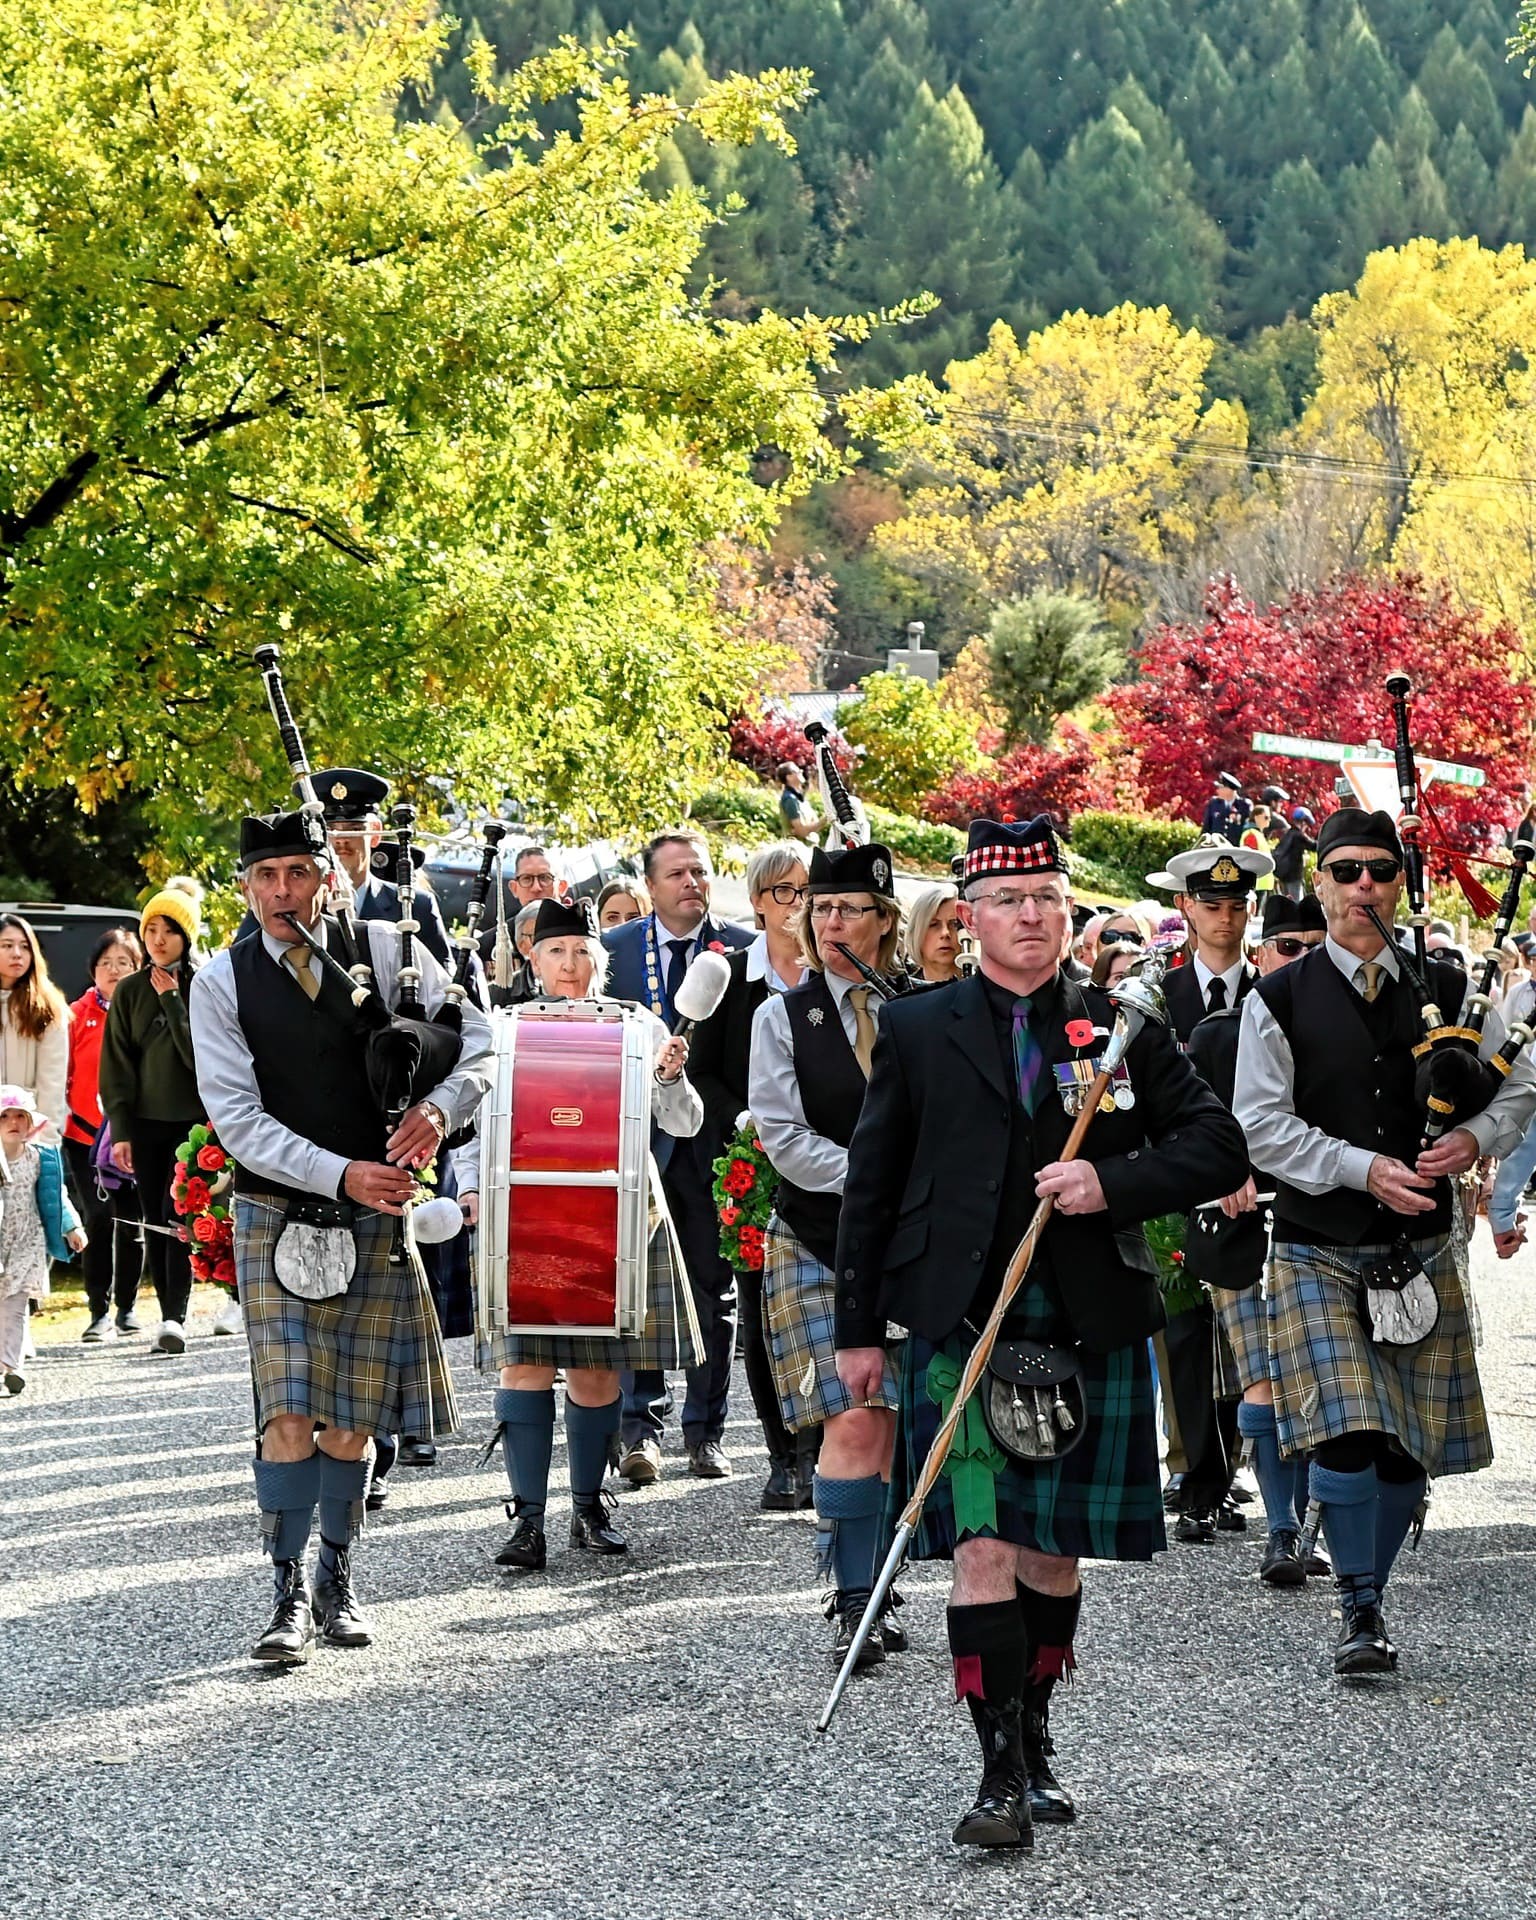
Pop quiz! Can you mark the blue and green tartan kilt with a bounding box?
[1267,1233,1492,1479]
[1211,1282,1271,1396]
[762,1216,899,1433]
[893,1278,1165,1565]
[237,1196,459,1442]
[476,1219,700,1375]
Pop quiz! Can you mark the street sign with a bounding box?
[1250,732,1485,789]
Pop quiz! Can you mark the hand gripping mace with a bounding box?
[816,953,1170,1733]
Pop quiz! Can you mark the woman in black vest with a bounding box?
[688,840,810,1510]
[747,841,904,1670]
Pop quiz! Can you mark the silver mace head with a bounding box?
[1103,947,1171,1072]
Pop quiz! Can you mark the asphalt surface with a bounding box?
[3,1243,1533,1920]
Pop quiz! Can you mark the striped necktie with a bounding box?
[1011,996,1044,1117]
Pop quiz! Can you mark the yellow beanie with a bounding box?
[139,888,200,949]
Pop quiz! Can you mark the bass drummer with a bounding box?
[456,896,702,1570]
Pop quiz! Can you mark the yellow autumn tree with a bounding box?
[872,306,1248,623]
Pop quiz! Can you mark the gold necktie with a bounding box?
[284,946,320,1001]
[848,984,877,1078]
[1359,961,1384,1004]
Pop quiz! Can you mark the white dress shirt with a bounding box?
[1235,935,1536,1194]
[1191,953,1249,1013]
[749,968,877,1196]
[744,933,805,996]
[190,918,493,1202]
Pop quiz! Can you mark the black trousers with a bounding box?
[737,1268,796,1470]
[130,1117,196,1324]
[63,1138,144,1319]
[1163,1298,1238,1513]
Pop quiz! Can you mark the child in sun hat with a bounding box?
[0,1084,86,1392]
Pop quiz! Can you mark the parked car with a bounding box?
[0,902,141,999]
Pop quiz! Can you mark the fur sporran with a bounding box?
[981,1339,1088,1462]
[273,1198,358,1303]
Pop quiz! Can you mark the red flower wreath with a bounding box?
[171,1122,238,1294]
[713,1118,777,1273]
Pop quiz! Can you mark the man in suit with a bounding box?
[604,829,752,1482]
[835,816,1245,1851]
[1154,838,1273,1542]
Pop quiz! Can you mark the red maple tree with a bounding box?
[922,722,1114,829]
[1107,574,1536,851]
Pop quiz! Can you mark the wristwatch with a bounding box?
[420,1100,447,1138]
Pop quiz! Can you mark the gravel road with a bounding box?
[3,1243,1533,1920]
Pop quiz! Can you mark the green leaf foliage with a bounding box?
[984,593,1122,748]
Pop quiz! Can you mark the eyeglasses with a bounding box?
[767,883,805,906]
[1265,936,1318,958]
[1097,926,1144,948]
[970,889,1066,914]
[1320,859,1401,884]
[809,900,880,921]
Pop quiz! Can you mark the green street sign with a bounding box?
[1250,732,1485,789]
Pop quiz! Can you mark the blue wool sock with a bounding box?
[316,1453,369,1582]
[814,1472,885,1597]
[1310,1461,1380,1606]
[1375,1472,1428,1596]
[1292,1455,1313,1532]
[253,1452,321,1572]
[565,1396,621,1506]
[496,1386,555,1520]
[1237,1400,1300,1534]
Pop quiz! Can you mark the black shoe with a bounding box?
[1175,1509,1217,1544]
[397,1437,437,1468]
[251,1561,314,1665]
[878,1587,910,1654]
[1217,1496,1248,1533]
[1023,1691,1076,1825]
[496,1506,548,1569]
[570,1496,628,1555]
[792,1470,816,1511]
[760,1461,798,1511]
[1162,1472,1185,1514]
[364,1481,389,1514]
[1334,1592,1393,1677]
[826,1590,885,1672]
[312,1545,373,1647]
[1260,1527,1306,1588]
[954,1699,1034,1850]
[687,1439,732,1479]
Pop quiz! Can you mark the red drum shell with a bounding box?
[506,1013,623,1331]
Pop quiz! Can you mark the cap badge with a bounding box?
[331,782,348,800]
[1210,855,1241,886]
[872,857,890,889]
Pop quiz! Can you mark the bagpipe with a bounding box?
[804,721,913,999]
[249,645,462,1132]
[1375,671,1534,1144]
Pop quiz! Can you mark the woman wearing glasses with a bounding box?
[901,883,964,985]
[747,841,905,1670]
[688,842,811,1511]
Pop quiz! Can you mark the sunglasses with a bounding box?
[1097,927,1144,948]
[1265,936,1315,958]
[1321,858,1402,884]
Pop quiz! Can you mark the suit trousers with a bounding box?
[622,1142,737,1448]
[1163,1297,1238,1512]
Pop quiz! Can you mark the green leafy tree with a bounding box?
[0,0,923,872]
[835,668,982,814]
[983,592,1121,747]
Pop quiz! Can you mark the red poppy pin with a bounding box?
[1065,1018,1096,1050]
[708,940,726,954]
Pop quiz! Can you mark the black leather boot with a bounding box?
[953,1698,1034,1850]
[570,1495,628,1554]
[495,1503,547,1569]
[826,1589,885,1671]
[313,1543,373,1647]
[760,1459,798,1511]
[1334,1579,1393,1677]
[251,1560,314,1665]
[1022,1683,1076,1824]
[878,1586,909,1654]
[1259,1527,1306,1587]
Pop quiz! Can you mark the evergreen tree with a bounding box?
[1320,10,1402,171]
[1496,105,1536,249]
[1441,120,1496,236]
[1239,160,1342,330]
[984,592,1121,747]
[1418,29,1505,163]
[1337,138,1413,287]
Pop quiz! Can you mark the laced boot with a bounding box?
[251,1560,314,1666]
[953,1697,1033,1850]
[312,1543,373,1647]
[1334,1576,1392,1677]
[570,1491,627,1555]
[878,1586,909,1655]
[495,1502,547,1570]
[1022,1682,1075,1824]
[825,1589,885,1672]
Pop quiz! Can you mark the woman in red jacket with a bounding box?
[66,928,145,1342]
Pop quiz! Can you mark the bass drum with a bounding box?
[476,999,652,1340]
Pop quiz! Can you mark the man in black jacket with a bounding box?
[834,816,1245,1854]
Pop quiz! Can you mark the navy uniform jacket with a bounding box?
[833,970,1247,1355]
[1161,959,1255,1047]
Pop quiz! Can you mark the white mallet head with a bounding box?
[410,1195,464,1244]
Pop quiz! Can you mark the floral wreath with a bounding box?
[713,1112,777,1273]
[171,1122,238,1294]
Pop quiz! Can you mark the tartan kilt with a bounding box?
[1211,1282,1271,1396]
[237,1196,458,1441]
[1268,1233,1492,1479]
[476,1216,700,1374]
[894,1277,1165,1565]
[762,1215,899,1433]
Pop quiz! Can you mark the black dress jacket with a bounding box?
[687,946,768,1160]
[833,970,1247,1355]
[1161,958,1255,1047]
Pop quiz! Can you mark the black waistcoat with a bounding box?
[776,972,868,1268]
[230,924,387,1202]
[1258,947,1458,1245]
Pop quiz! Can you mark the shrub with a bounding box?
[726,709,853,782]
[863,804,964,872]
[837,671,983,815]
[922,723,1113,829]
[688,785,781,836]
[1070,810,1194,896]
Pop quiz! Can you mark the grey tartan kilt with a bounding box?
[476,1218,701,1374]
[1211,1282,1271,1396]
[237,1196,458,1441]
[762,1215,899,1433]
[1268,1233,1492,1479]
